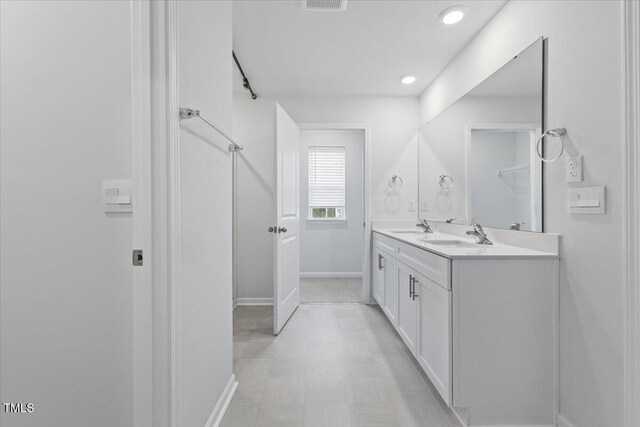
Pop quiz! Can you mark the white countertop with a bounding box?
[373,228,559,259]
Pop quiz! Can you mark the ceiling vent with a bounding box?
[301,0,348,12]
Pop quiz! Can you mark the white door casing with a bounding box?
[298,123,372,304]
[130,1,153,426]
[624,1,640,426]
[274,104,301,334]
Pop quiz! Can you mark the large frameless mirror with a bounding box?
[418,38,544,232]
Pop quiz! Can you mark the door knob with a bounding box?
[268,226,275,233]
[278,227,287,233]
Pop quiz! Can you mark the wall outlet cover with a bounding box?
[566,155,583,183]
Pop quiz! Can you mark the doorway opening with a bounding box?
[299,128,365,304]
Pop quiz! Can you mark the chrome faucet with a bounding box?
[416,219,433,233]
[466,223,493,245]
[509,223,522,231]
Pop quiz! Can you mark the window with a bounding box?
[308,146,345,220]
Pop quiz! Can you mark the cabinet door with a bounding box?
[383,253,397,326]
[416,273,452,405]
[396,261,418,355]
[372,248,386,307]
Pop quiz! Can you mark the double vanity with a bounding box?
[370,36,561,426]
[371,223,559,427]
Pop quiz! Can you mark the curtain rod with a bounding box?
[232,51,257,100]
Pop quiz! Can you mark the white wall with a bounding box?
[233,98,277,301]
[0,2,133,426]
[176,2,234,425]
[300,130,364,275]
[233,95,420,300]
[419,2,624,426]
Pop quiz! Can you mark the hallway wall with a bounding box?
[0,2,134,426]
[175,1,235,425]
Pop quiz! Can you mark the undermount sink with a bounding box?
[420,239,479,248]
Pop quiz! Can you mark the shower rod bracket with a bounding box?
[179,107,243,152]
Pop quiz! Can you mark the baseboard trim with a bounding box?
[204,374,237,427]
[451,408,558,427]
[236,297,273,306]
[557,414,577,427]
[300,272,363,278]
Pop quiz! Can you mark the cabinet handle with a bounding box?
[378,254,384,270]
[409,275,414,297]
[412,278,419,300]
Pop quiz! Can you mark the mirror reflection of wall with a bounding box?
[468,127,541,231]
[418,37,543,232]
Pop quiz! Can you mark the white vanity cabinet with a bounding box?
[382,257,397,326]
[371,230,558,427]
[416,272,452,405]
[372,247,386,307]
[372,236,398,326]
[395,261,419,355]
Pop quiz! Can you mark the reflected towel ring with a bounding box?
[439,174,454,190]
[536,128,566,162]
[388,175,403,192]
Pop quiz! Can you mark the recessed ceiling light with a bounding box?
[439,6,465,25]
[400,75,416,85]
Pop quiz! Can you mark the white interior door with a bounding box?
[274,104,301,334]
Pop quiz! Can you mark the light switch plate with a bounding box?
[569,185,605,214]
[566,155,583,183]
[103,180,133,213]
[408,200,416,212]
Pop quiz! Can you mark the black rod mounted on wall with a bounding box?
[232,51,257,100]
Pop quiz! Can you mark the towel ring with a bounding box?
[536,128,566,162]
[439,174,454,190]
[388,175,403,192]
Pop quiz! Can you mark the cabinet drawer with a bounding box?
[373,232,397,256]
[396,240,451,290]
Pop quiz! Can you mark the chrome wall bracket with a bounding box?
[178,107,244,152]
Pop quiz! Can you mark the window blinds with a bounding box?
[308,146,345,207]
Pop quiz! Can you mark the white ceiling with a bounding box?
[232,0,507,97]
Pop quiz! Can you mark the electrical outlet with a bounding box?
[566,155,583,183]
[420,200,429,212]
[408,200,416,211]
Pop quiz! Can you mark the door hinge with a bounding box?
[132,249,144,266]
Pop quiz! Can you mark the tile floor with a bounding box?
[300,277,362,303]
[223,304,459,427]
